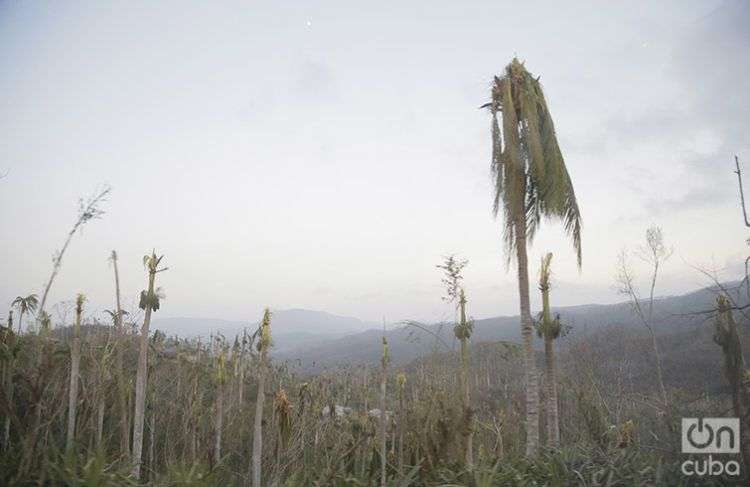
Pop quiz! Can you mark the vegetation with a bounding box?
[1,58,747,486]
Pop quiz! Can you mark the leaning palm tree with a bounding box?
[484,58,582,455]
[11,294,38,334]
[131,251,167,479]
[37,186,110,322]
[535,253,562,447]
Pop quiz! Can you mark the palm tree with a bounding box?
[131,251,167,479]
[485,58,582,455]
[251,308,272,487]
[66,293,85,453]
[12,294,38,334]
[536,253,562,447]
[37,186,110,321]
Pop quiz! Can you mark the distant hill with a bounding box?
[276,281,749,372]
[151,309,376,354]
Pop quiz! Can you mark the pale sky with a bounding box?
[1,0,748,325]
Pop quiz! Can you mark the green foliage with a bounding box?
[487,58,582,267]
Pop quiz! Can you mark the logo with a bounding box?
[682,418,739,454]
[681,418,741,477]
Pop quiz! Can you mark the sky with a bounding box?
[1,0,748,326]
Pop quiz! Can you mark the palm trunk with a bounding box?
[2,356,13,451]
[540,280,560,448]
[251,351,267,487]
[112,251,130,457]
[238,329,246,407]
[515,217,539,456]
[17,310,24,335]
[379,343,387,487]
[214,383,223,465]
[66,302,82,453]
[148,412,156,480]
[544,336,559,447]
[131,270,156,478]
[458,293,473,466]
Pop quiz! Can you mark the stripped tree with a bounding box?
[66,293,85,453]
[437,255,474,465]
[535,253,562,447]
[131,251,167,478]
[251,308,272,487]
[109,250,131,457]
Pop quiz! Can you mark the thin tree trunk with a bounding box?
[17,310,24,336]
[131,270,156,478]
[515,216,539,456]
[66,300,83,453]
[379,342,387,487]
[214,383,223,465]
[459,292,473,466]
[544,336,559,447]
[112,250,130,457]
[149,412,156,481]
[2,356,13,451]
[251,355,266,487]
[238,329,246,407]
[540,276,560,448]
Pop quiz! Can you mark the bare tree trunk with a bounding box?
[2,372,11,452]
[251,355,266,487]
[458,292,473,466]
[379,337,388,487]
[251,310,271,487]
[66,297,84,453]
[111,250,130,457]
[515,217,539,456]
[3,315,15,452]
[131,269,156,478]
[16,310,24,336]
[238,329,246,407]
[148,412,156,481]
[544,336,559,447]
[540,269,560,448]
[214,383,223,465]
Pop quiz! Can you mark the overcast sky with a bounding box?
[1,0,748,326]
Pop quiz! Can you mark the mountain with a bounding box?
[275,281,748,372]
[151,309,376,354]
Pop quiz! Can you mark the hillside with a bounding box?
[276,281,749,372]
[151,309,375,353]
